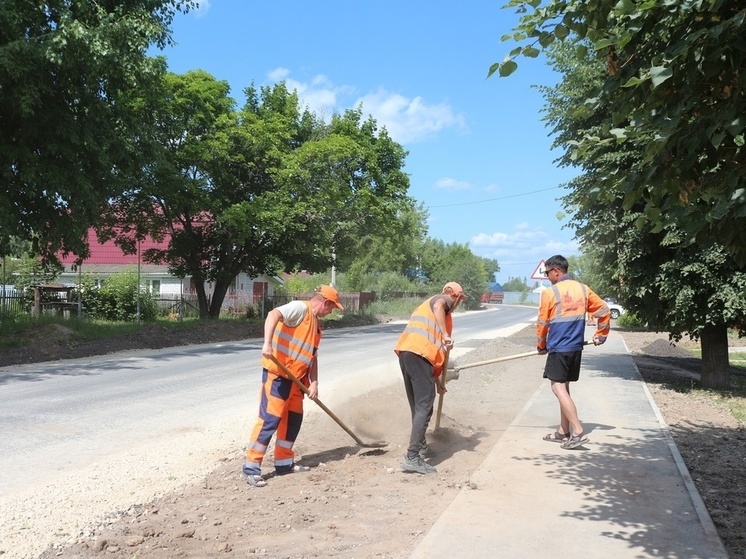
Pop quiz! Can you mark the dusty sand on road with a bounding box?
[0,322,743,558]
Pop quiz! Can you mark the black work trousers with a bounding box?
[398,351,436,458]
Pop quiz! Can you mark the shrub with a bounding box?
[617,312,645,329]
[82,270,157,321]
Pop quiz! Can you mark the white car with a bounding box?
[608,302,626,319]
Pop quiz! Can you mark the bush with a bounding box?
[617,312,645,329]
[82,270,157,321]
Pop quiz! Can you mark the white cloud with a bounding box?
[193,0,211,17]
[435,177,471,191]
[264,70,465,144]
[472,228,548,248]
[470,227,578,279]
[265,68,353,120]
[267,67,290,82]
[356,89,467,144]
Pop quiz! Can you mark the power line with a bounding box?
[427,186,562,208]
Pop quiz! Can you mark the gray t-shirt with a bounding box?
[275,300,308,328]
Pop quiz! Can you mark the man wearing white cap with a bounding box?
[394,282,466,474]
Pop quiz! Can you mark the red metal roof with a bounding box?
[57,229,171,265]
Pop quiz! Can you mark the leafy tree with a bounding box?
[0,0,193,261]
[533,38,746,388]
[419,239,493,310]
[493,1,746,268]
[502,277,530,292]
[12,254,63,293]
[282,107,417,276]
[566,252,608,296]
[344,203,430,286]
[278,274,323,297]
[615,220,746,388]
[100,70,236,317]
[490,0,746,267]
[106,77,415,318]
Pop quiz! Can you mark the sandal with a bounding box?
[276,464,310,476]
[543,431,570,443]
[561,433,590,450]
[244,473,267,488]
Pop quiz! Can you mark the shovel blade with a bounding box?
[359,440,388,448]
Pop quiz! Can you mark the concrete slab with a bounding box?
[410,334,728,559]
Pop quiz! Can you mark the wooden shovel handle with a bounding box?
[434,350,449,431]
[268,355,369,447]
[452,342,591,372]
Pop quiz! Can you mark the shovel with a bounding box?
[268,355,388,449]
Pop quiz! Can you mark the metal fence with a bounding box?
[0,293,27,318]
[153,294,294,320]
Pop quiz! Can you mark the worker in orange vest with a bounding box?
[394,282,466,474]
[537,255,610,450]
[242,285,344,487]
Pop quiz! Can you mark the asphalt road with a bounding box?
[0,304,537,496]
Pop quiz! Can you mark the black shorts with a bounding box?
[543,350,583,382]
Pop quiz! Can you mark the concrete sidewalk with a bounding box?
[411,333,729,559]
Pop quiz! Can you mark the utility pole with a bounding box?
[331,246,336,287]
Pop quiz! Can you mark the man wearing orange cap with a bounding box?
[394,282,466,474]
[243,285,344,487]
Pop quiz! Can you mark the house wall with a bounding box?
[142,276,186,296]
[195,273,276,298]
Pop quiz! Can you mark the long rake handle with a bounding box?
[453,350,537,372]
[268,355,370,447]
[453,341,591,372]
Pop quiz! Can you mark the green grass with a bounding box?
[702,387,746,422]
[362,297,422,319]
[688,348,746,370]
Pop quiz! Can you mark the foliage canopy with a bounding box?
[0,0,194,259]
[493,1,746,267]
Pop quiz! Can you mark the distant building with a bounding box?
[57,229,279,300]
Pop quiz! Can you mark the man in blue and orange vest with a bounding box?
[537,255,610,450]
[394,282,466,474]
[242,285,343,487]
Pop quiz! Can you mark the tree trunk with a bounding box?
[194,281,210,318]
[208,280,231,319]
[699,323,730,390]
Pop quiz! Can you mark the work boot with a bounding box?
[419,441,430,459]
[401,454,436,475]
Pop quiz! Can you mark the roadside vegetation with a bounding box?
[0,288,422,351]
[494,5,746,389]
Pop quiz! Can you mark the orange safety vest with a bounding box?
[537,277,610,352]
[394,295,452,377]
[261,301,321,380]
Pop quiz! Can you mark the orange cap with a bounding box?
[317,285,344,310]
[443,282,467,300]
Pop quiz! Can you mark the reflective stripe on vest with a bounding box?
[394,295,452,375]
[550,282,588,321]
[261,301,321,379]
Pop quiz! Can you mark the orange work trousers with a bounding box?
[244,369,305,475]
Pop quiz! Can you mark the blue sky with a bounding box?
[155,1,578,285]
